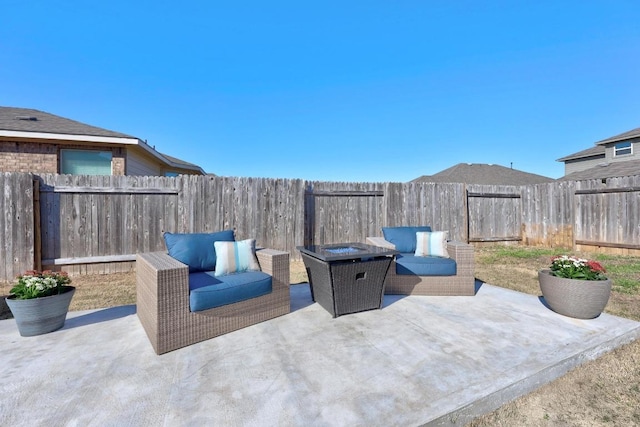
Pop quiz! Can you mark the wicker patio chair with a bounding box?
[136,248,290,355]
[366,236,475,296]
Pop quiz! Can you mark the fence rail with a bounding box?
[0,172,638,281]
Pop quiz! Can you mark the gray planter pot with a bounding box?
[538,270,611,319]
[5,286,75,336]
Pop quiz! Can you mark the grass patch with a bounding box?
[614,278,640,294]
[488,246,559,259]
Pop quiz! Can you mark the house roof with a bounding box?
[556,145,605,162]
[595,126,640,145]
[558,159,640,181]
[161,153,204,171]
[0,107,135,139]
[0,106,205,174]
[411,163,555,185]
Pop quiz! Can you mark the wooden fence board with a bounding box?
[0,173,35,281]
[0,174,7,280]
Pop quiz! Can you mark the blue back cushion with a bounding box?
[382,226,432,253]
[164,230,235,272]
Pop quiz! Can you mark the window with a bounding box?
[614,142,632,157]
[60,149,112,175]
[164,171,180,177]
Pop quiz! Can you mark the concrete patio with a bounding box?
[1,281,639,426]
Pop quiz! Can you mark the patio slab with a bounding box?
[1,282,639,426]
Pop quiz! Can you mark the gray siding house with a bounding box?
[558,127,640,181]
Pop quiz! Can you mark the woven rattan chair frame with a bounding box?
[366,237,475,296]
[136,248,290,355]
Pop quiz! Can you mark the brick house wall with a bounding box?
[0,140,126,175]
[0,141,58,173]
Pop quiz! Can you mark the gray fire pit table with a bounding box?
[296,243,399,318]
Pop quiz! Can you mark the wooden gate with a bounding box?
[466,189,522,243]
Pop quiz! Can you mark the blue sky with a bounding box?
[2,1,639,182]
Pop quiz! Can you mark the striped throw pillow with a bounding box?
[415,231,449,258]
[214,239,261,276]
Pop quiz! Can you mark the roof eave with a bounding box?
[556,154,605,162]
[0,130,139,145]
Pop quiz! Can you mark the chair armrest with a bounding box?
[136,251,190,302]
[136,252,190,339]
[366,236,396,250]
[445,241,475,275]
[256,248,290,289]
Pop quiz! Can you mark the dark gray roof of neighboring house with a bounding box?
[556,145,605,162]
[0,106,135,139]
[411,163,555,185]
[595,126,640,145]
[558,160,640,181]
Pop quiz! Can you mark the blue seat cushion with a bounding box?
[164,230,235,272]
[395,253,457,276]
[382,226,432,253]
[189,271,272,312]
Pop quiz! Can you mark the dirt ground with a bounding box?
[2,248,639,425]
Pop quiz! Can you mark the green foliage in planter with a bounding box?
[10,270,72,300]
[549,256,607,281]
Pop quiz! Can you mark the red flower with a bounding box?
[587,260,605,273]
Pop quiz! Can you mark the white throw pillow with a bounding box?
[214,239,261,276]
[415,231,449,258]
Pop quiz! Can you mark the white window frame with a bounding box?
[614,141,632,157]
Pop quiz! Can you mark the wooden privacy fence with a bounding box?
[304,181,468,247]
[34,174,305,277]
[1,172,639,282]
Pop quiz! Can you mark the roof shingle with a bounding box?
[556,145,605,162]
[595,127,640,145]
[558,160,640,181]
[412,163,555,185]
[0,106,135,139]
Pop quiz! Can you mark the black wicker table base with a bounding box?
[300,252,393,318]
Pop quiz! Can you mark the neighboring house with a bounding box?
[411,163,554,185]
[0,106,206,176]
[557,127,640,181]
